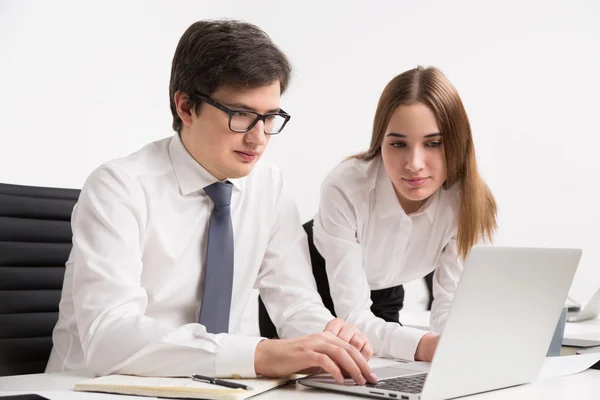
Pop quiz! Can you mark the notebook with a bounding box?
[74,374,290,400]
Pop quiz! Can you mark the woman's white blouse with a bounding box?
[313,155,463,361]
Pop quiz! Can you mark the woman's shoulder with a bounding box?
[441,181,461,201]
[437,182,462,221]
[322,156,378,193]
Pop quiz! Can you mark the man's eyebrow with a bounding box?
[224,102,281,113]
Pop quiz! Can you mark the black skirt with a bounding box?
[369,284,405,324]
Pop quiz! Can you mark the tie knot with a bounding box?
[204,181,232,208]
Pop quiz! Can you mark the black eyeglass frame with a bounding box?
[192,92,291,135]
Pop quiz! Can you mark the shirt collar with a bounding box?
[373,155,438,223]
[168,133,245,196]
[415,187,439,223]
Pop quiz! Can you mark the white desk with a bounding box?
[401,311,600,341]
[1,366,600,400]
[1,312,599,400]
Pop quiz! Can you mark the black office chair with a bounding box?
[258,220,435,338]
[0,182,79,376]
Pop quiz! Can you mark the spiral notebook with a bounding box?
[74,374,291,400]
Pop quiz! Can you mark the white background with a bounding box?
[1,0,599,333]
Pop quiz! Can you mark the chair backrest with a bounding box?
[0,182,79,376]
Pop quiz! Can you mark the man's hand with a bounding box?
[323,318,374,360]
[254,332,378,385]
[414,333,440,362]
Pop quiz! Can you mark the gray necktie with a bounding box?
[198,181,234,334]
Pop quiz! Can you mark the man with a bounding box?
[46,20,377,386]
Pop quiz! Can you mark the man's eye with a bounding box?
[232,111,248,117]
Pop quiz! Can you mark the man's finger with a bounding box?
[349,333,374,360]
[360,337,374,360]
[321,325,377,384]
[297,366,323,375]
[316,342,366,385]
[336,323,358,343]
[324,318,345,336]
[322,335,376,384]
[308,352,344,384]
[349,334,365,352]
[343,340,377,384]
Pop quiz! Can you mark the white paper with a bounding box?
[537,353,600,380]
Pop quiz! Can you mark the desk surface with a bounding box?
[1,368,600,400]
[2,312,599,400]
[401,311,600,336]
[401,311,600,340]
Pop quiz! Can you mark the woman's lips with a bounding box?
[403,177,428,187]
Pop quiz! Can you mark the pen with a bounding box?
[191,374,252,390]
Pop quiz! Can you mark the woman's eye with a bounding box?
[232,111,248,117]
[390,142,406,148]
[426,141,443,148]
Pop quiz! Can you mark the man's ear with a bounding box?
[174,91,194,127]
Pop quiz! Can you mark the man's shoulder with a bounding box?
[236,160,290,210]
[83,137,172,193]
[106,137,171,177]
[244,159,284,187]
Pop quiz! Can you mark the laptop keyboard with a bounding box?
[366,373,428,394]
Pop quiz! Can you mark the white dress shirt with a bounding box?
[313,155,462,361]
[47,134,334,378]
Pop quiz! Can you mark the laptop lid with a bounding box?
[299,246,581,400]
[421,246,580,400]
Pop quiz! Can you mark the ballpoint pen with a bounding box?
[191,374,253,390]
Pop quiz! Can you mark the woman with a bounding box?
[313,66,497,362]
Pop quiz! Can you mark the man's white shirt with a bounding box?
[47,134,333,378]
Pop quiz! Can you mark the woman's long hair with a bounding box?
[353,66,497,259]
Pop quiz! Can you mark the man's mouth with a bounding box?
[235,150,259,162]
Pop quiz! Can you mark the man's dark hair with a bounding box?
[169,20,292,132]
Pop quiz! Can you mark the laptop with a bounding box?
[300,246,581,400]
[567,288,600,322]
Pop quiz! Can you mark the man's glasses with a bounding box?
[192,93,291,135]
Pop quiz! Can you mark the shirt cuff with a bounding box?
[215,335,264,378]
[385,327,431,361]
